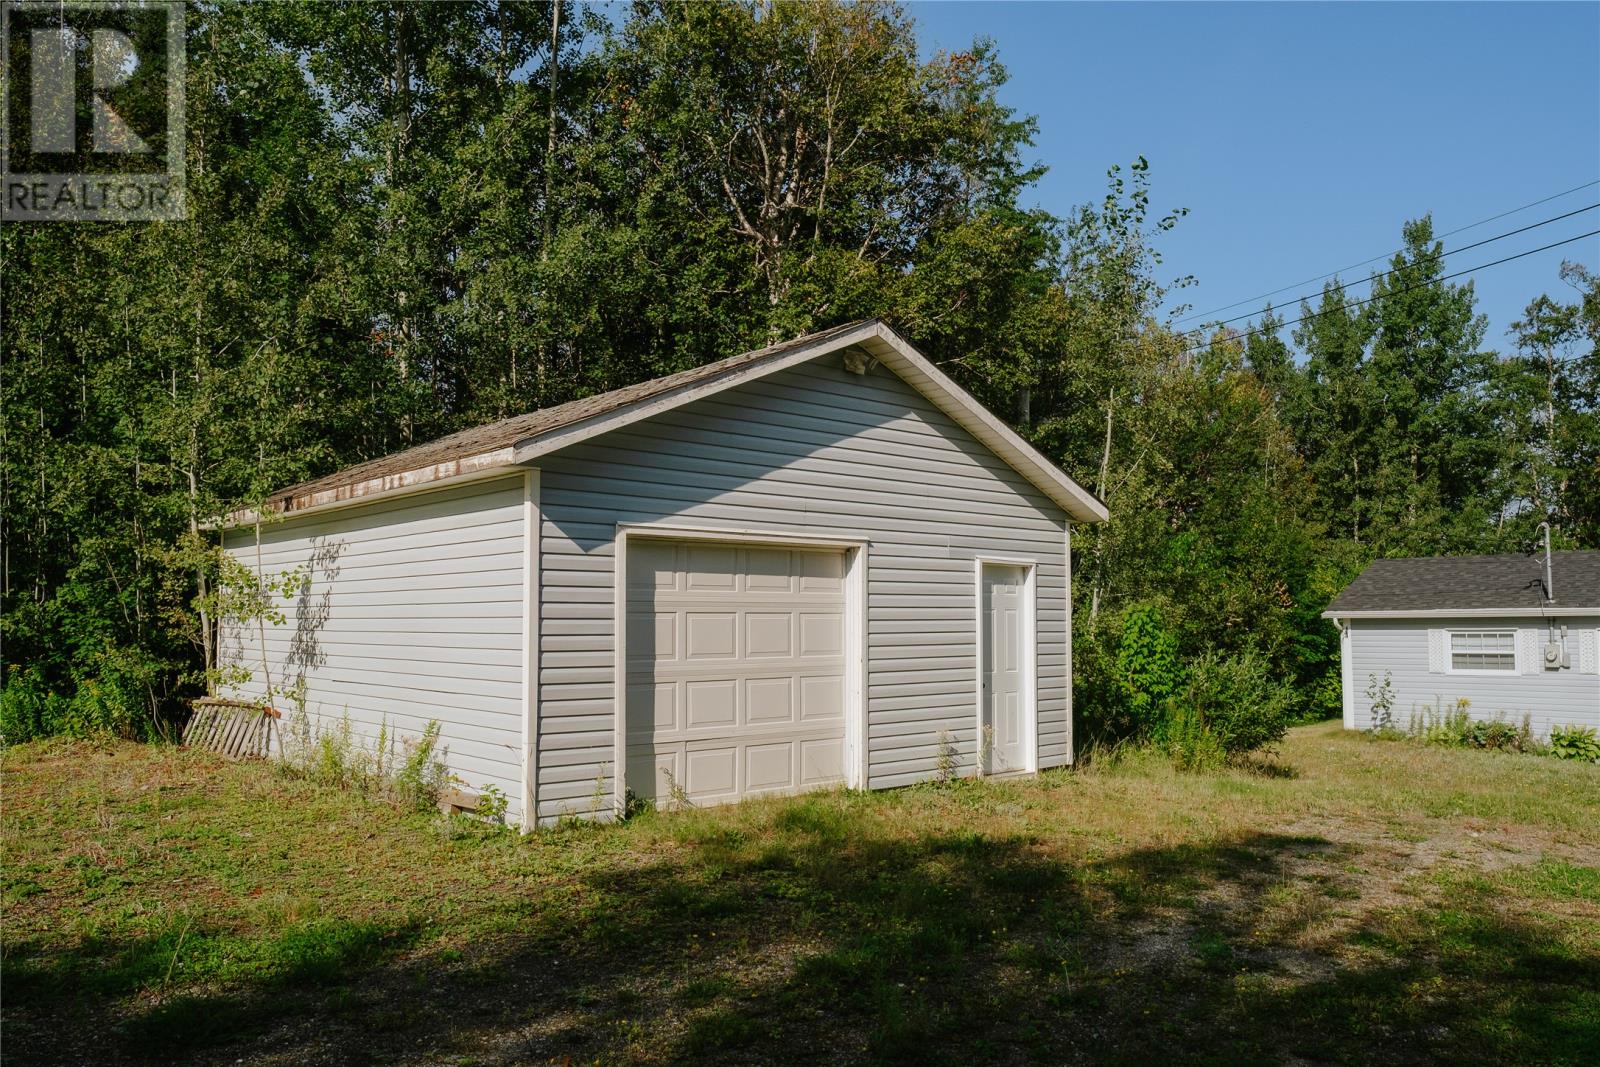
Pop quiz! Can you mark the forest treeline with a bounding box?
[3,1,1597,746]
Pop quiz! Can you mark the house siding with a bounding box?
[535,353,1070,821]
[1346,616,1600,735]
[220,476,528,821]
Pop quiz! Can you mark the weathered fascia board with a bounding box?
[1323,607,1598,620]
[218,449,520,528]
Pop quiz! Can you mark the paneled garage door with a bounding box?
[626,539,848,806]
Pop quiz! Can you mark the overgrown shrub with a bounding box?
[1549,725,1600,763]
[1166,650,1294,770]
[0,656,163,742]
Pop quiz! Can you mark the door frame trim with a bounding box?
[973,555,1039,777]
[613,522,871,816]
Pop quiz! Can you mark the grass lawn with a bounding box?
[3,721,1598,1065]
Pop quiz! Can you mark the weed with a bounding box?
[391,722,452,811]
[474,784,510,825]
[1365,671,1395,731]
[934,728,958,783]
[278,707,451,812]
[1404,699,1546,755]
[660,768,692,812]
[1168,699,1224,771]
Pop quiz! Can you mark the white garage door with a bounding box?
[626,539,848,806]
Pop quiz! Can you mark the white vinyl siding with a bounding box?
[536,352,1070,821]
[1346,616,1600,736]
[220,476,528,821]
[1448,630,1517,673]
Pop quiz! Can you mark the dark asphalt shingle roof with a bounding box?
[1326,551,1600,614]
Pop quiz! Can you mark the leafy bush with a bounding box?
[1303,666,1343,724]
[1,657,161,743]
[2,669,67,743]
[1166,650,1294,770]
[1113,604,1186,740]
[1550,725,1600,763]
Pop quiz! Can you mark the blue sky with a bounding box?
[913,1,1600,349]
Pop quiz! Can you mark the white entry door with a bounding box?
[626,539,848,806]
[981,563,1029,774]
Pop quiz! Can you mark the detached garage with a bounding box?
[220,320,1107,828]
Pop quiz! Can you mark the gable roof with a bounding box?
[236,320,1108,525]
[1323,551,1600,618]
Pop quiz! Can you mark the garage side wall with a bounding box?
[1346,616,1600,735]
[220,476,528,821]
[536,353,1071,821]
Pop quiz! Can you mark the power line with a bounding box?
[1178,228,1600,359]
[1179,202,1597,339]
[1172,178,1600,325]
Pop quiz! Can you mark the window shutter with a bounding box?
[1427,629,1445,674]
[1580,629,1598,675]
[1520,628,1543,675]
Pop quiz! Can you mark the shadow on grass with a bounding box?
[6,791,1597,1065]
[1230,754,1301,779]
[4,916,421,1059]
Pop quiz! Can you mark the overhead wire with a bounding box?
[1177,203,1598,339]
[1175,228,1600,359]
[1172,178,1600,325]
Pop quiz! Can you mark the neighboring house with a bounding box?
[1324,552,1600,735]
[219,320,1107,828]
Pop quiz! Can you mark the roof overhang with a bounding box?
[510,321,1109,523]
[1323,607,1597,621]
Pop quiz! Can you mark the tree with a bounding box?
[1359,217,1498,553]
[1293,281,1375,542]
[1,3,385,735]
[1496,262,1600,544]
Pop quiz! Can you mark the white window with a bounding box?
[1448,630,1517,673]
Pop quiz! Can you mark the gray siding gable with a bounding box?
[535,350,1072,820]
